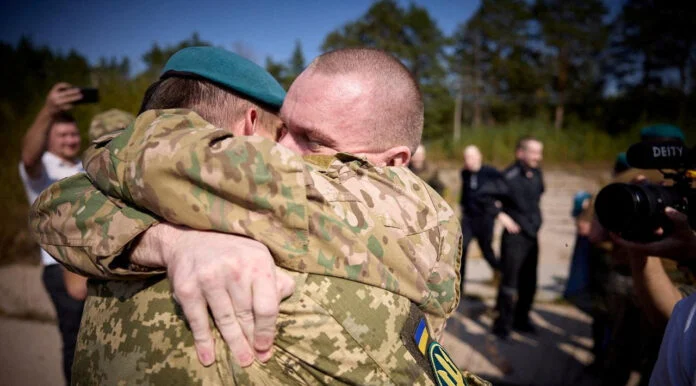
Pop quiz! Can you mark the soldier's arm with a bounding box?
[31,164,297,367]
[29,173,164,278]
[83,112,309,258]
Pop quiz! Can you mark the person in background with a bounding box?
[564,190,593,307]
[409,144,444,195]
[459,145,502,290]
[492,136,544,340]
[19,82,86,384]
[589,124,694,384]
[611,208,696,385]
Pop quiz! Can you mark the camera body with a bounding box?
[594,140,696,242]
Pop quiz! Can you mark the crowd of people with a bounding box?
[18,44,696,386]
[410,118,696,384]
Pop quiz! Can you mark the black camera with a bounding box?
[594,140,696,242]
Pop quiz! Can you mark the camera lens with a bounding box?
[595,183,649,233]
[595,182,684,240]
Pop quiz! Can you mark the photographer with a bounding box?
[591,124,696,385]
[611,209,696,386]
[19,83,86,384]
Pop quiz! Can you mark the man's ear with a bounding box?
[242,108,258,136]
[379,146,411,167]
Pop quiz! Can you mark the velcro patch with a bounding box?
[408,314,466,386]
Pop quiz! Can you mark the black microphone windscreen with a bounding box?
[626,141,688,169]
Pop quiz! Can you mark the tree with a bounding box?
[265,56,288,87]
[289,40,306,79]
[453,0,544,128]
[142,32,210,79]
[321,0,452,140]
[608,0,696,124]
[534,0,608,130]
[263,41,306,90]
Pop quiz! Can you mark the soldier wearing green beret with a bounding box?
[31,47,488,385]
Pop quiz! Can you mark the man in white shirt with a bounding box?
[19,82,86,384]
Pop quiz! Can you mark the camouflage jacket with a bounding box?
[30,109,486,385]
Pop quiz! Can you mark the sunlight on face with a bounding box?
[47,122,81,160]
[278,71,368,156]
[521,140,543,169]
[463,146,482,171]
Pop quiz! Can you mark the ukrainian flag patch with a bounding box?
[414,319,430,354]
[413,319,466,386]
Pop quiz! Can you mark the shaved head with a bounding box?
[307,48,424,153]
[463,145,482,172]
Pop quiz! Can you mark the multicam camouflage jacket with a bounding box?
[31,109,488,385]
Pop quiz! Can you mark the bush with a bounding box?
[427,119,640,167]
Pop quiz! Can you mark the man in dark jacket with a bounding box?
[492,137,545,340]
[459,145,501,289]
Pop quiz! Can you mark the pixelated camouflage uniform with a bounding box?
[31,109,489,385]
[88,108,136,142]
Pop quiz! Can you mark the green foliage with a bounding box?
[0,35,209,262]
[264,40,306,90]
[452,0,547,125]
[141,32,210,79]
[426,120,638,166]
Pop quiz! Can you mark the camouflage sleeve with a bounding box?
[83,110,309,258]
[29,173,163,278]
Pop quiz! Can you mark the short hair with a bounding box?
[139,76,280,134]
[307,48,423,153]
[516,136,541,151]
[53,112,76,125]
[48,112,77,136]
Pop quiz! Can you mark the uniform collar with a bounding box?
[302,152,370,169]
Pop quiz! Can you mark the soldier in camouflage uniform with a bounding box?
[31,47,489,385]
[87,108,135,142]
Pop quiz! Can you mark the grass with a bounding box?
[426,120,640,168]
[427,121,639,167]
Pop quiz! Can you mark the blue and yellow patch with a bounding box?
[413,319,466,386]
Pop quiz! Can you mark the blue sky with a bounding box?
[0,0,479,74]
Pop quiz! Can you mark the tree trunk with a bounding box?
[473,99,482,128]
[453,78,463,142]
[555,47,569,131]
[472,32,482,128]
[554,103,564,131]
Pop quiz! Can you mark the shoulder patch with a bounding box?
[413,318,467,386]
[429,341,466,386]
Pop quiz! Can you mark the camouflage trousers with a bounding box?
[73,270,489,385]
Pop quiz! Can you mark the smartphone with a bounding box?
[74,87,100,105]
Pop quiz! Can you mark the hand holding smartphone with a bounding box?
[73,87,100,104]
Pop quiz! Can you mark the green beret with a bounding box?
[161,46,285,109]
[640,124,685,141]
[613,152,630,175]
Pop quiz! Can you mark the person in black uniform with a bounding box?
[492,136,545,339]
[459,145,502,289]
